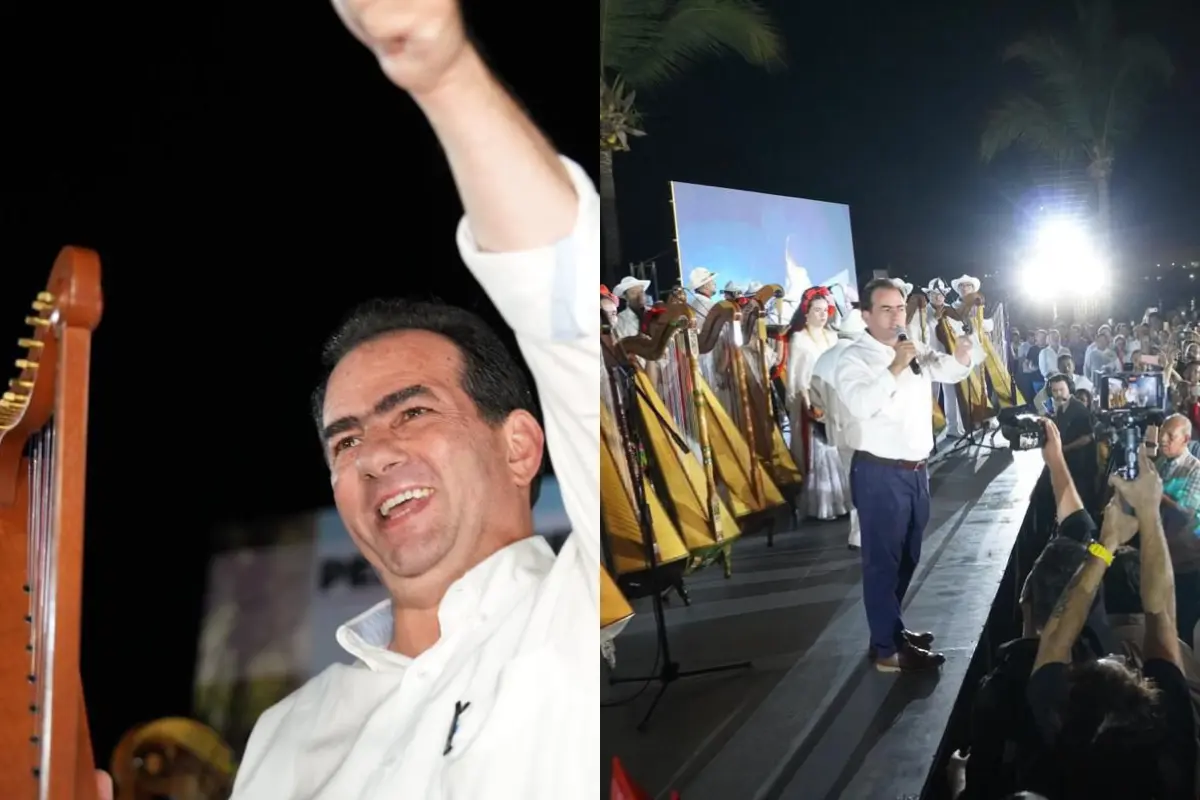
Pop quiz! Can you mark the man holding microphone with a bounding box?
[835,278,974,672]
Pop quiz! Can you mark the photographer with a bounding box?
[1024,444,1194,799]
[952,419,1108,800]
[1034,373,1098,520]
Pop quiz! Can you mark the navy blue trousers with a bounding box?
[850,454,930,658]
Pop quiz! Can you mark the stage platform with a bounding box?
[601,443,1045,800]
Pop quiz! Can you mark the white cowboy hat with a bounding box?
[612,276,651,299]
[892,279,914,298]
[836,308,867,337]
[925,278,949,297]
[744,280,764,295]
[723,280,744,294]
[951,274,980,296]
[688,267,718,291]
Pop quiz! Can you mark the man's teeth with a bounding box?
[380,488,434,517]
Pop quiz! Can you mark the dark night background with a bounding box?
[2,0,589,763]
[612,0,1200,312]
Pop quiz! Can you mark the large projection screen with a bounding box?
[669,181,860,311]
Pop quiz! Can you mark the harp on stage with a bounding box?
[0,247,103,800]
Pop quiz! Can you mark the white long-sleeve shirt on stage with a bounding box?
[231,158,600,800]
[835,333,972,461]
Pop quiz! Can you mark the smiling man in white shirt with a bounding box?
[95,2,598,799]
[834,278,973,673]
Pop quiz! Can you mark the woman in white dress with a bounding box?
[786,287,851,520]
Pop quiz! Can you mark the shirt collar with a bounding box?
[335,536,555,671]
[1160,451,1194,471]
[858,331,893,354]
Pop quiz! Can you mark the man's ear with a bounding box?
[502,409,545,489]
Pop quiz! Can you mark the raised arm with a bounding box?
[329,0,599,572]
[1112,449,1182,669]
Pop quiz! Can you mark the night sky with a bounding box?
[613,0,1200,297]
[3,1,589,762]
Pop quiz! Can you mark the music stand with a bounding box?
[605,362,752,732]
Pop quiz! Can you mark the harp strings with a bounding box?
[27,421,57,776]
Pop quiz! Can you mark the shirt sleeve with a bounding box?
[834,345,897,420]
[920,339,973,384]
[455,156,600,604]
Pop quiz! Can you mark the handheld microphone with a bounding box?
[896,328,921,375]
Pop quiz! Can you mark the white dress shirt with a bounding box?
[231,158,600,800]
[834,332,972,461]
[613,307,641,339]
[689,292,714,323]
[1083,346,1120,382]
[1039,344,1070,378]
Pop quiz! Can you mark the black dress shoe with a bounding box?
[901,629,935,649]
[848,543,860,551]
[874,643,946,673]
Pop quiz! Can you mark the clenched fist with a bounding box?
[331,0,471,96]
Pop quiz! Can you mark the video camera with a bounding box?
[997,408,1047,451]
[1094,370,1167,479]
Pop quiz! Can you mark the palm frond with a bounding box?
[980,94,1077,163]
[605,0,784,89]
[1101,34,1174,144]
[1002,32,1078,88]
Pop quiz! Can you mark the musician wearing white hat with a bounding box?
[611,275,651,339]
[723,280,745,302]
[950,274,993,335]
[916,279,966,438]
[810,308,869,549]
[688,267,719,322]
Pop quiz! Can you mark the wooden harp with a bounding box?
[0,247,102,800]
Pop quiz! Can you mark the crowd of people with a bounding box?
[601,270,1200,798]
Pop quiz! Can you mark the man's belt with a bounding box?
[854,450,926,471]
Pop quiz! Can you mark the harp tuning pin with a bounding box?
[17,338,43,349]
[3,392,28,405]
[36,292,54,304]
[15,359,38,371]
[24,316,50,328]
[9,379,33,390]
[30,301,51,312]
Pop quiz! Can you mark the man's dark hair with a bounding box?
[859,277,903,311]
[1046,372,1074,393]
[1021,537,1088,631]
[311,298,544,506]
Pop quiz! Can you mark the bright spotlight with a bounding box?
[1020,219,1105,300]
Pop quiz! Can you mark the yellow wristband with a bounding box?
[1087,541,1114,566]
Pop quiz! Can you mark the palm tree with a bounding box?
[980,0,1172,258]
[600,0,785,278]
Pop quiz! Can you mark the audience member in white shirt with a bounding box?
[1083,329,1121,383]
[834,279,973,673]
[94,3,600,799]
[1039,329,1071,379]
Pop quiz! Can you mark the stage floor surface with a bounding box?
[601,441,1044,800]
